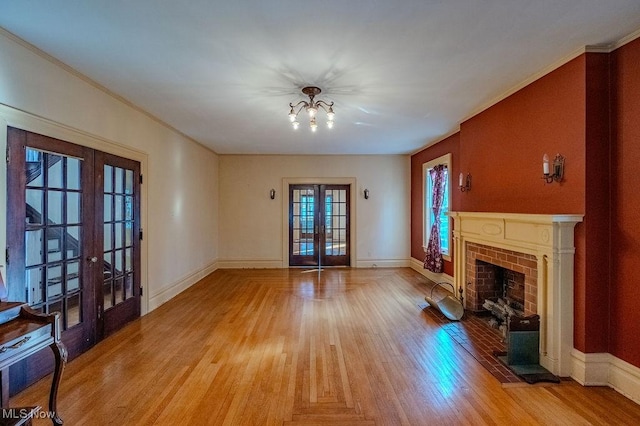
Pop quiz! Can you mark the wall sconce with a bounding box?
[458,173,471,192]
[364,189,369,199]
[269,188,276,200]
[542,153,564,183]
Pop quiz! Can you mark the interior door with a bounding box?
[5,127,141,394]
[6,128,96,357]
[95,152,141,339]
[289,184,350,267]
[6,128,97,391]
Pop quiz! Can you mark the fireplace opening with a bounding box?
[474,260,528,338]
[476,260,525,313]
[465,242,538,317]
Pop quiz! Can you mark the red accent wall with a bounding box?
[610,38,640,367]
[410,133,459,277]
[410,48,637,361]
[458,56,586,215]
[582,53,611,353]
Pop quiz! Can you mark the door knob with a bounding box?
[87,256,98,263]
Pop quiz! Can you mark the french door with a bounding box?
[5,127,141,392]
[289,184,350,267]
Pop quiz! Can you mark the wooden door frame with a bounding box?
[281,177,357,268]
[0,105,150,316]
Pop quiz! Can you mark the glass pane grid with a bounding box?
[24,148,84,331]
[324,190,347,256]
[103,165,136,308]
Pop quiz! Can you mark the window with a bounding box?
[423,154,451,259]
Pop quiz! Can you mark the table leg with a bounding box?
[48,341,67,426]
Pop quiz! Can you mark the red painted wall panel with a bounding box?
[610,38,640,367]
[582,53,611,353]
[458,55,586,215]
[410,133,459,277]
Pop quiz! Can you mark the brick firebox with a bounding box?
[465,242,538,316]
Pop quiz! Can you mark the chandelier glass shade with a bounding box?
[289,86,334,131]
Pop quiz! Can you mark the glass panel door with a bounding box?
[6,127,141,394]
[322,186,350,266]
[289,184,350,267]
[289,185,319,266]
[96,151,141,339]
[7,127,96,365]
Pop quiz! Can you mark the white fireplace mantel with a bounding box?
[450,211,583,377]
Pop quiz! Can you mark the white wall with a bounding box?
[0,29,219,312]
[218,155,410,268]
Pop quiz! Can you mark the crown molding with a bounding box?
[417,26,640,153]
[410,127,460,155]
[612,26,640,50]
[460,45,591,125]
[0,27,216,155]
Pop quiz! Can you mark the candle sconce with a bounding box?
[458,173,471,192]
[542,154,564,184]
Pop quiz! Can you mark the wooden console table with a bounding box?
[0,302,67,425]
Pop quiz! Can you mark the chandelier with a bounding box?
[288,86,335,131]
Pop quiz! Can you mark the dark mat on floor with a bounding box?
[497,355,560,384]
[519,372,561,384]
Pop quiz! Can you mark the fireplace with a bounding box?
[465,243,537,316]
[451,212,582,377]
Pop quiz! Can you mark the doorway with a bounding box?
[289,184,350,267]
[5,127,141,392]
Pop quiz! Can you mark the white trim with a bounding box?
[422,154,452,258]
[281,177,357,268]
[612,26,640,50]
[571,350,611,386]
[356,259,410,268]
[571,350,640,405]
[460,46,591,125]
[409,257,454,287]
[409,127,460,155]
[148,261,218,311]
[0,104,151,314]
[217,259,283,269]
[217,258,409,269]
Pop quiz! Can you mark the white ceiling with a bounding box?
[1,1,640,155]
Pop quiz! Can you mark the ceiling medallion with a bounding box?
[288,86,335,131]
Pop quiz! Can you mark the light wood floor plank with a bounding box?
[11,268,640,425]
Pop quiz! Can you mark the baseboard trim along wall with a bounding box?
[217,259,285,269]
[148,260,218,311]
[572,350,640,405]
[217,259,410,269]
[356,259,410,268]
[409,257,454,287]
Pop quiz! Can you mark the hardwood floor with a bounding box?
[12,268,640,425]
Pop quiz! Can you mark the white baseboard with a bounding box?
[218,259,410,269]
[217,259,284,269]
[409,257,454,286]
[356,259,410,268]
[572,350,640,404]
[148,260,218,311]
